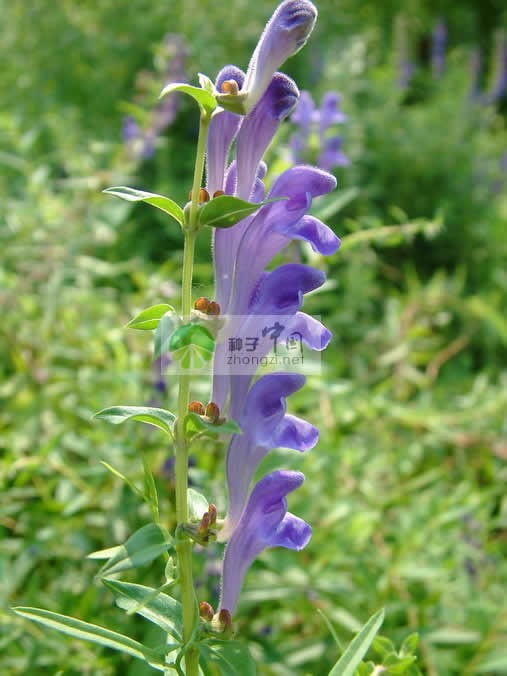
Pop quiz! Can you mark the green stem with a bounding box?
[173,110,210,676]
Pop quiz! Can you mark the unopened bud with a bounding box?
[194,297,211,313]
[198,512,211,537]
[199,601,214,622]
[213,190,225,198]
[206,301,220,316]
[188,400,205,415]
[221,80,239,95]
[205,402,220,421]
[199,188,210,203]
[208,504,217,526]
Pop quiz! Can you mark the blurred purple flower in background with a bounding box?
[431,20,448,78]
[468,47,482,101]
[123,34,188,160]
[290,90,349,171]
[487,29,507,104]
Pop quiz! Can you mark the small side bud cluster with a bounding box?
[193,297,221,316]
[204,402,220,421]
[182,502,219,545]
[187,398,225,426]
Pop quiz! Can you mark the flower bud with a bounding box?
[199,188,210,203]
[208,503,217,526]
[188,400,205,415]
[198,511,211,537]
[213,190,225,198]
[205,402,220,421]
[194,297,211,312]
[199,601,214,622]
[206,301,220,316]
[241,0,317,113]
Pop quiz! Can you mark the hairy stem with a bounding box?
[174,111,210,676]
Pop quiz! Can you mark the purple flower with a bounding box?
[219,373,318,540]
[431,20,447,78]
[219,470,312,615]
[487,29,507,104]
[290,90,349,171]
[216,0,317,114]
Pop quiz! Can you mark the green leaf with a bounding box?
[100,461,144,500]
[187,488,209,522]
[329,609,385,676]
[198,195,285,229]
[91,523,173,577]
[154,311,180,359]
[142,453,159,521]
[372,635,395,658]
[400,633,419,656]
[184,412,241,440]
[103,186,183,225]
[159,82,216,115]
[126,304,176,330]
[102,579,183,642]
[94,405,176,437]
[169,325,215,370]
[198,73,216,95]
[200,640,256,676]
[12,607,166,671]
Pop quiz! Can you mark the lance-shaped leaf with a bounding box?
[329,608,385,676]
[184,412,241,441]
[102,579,183,642]
[159,82,217,116]
[12,607,166,671]
[198,195,286,229]
[94,406,176,437]
[103,186,184,225]
[89,523,173,577]
[126,304,176,330]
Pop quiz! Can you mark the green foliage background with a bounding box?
[1,0,506,674]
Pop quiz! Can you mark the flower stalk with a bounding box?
[174,110,211,676]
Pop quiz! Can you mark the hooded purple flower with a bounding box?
[217,0,317,114]
[219,470,311,615]
[219,373,318,540]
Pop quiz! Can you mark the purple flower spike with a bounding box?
[219,470,311,615]
[207,66,245,195]
[220,374,317,539]
[235,73,299,199]
[242,0,317,113]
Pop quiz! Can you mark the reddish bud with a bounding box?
[194,297,211,312]
[208,504,217,526]
[218,609,232,629]
[213,190,225,198]
[198,512,210,537]
[199,601,214,622]
[199,188,210,203]
[205,402,220,421]
[206,301,220,316]
[188,401,205,415]
[221,80,239,95]
[188,189,193,201]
